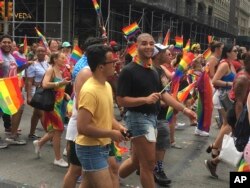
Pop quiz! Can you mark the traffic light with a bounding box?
[6,0,12,19]
[0,0,5,20]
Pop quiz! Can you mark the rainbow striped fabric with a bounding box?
[0,76,24,115]
[203,48,212,60]
[238,159,250,172]
[35,27,49,49]
[175,36,183,50]
[183,39,190,52]
[91,0,100,15]
[127,43,137,57]
[122,22,140,39]
[12,53,27,68]
[114,142,129,161]
[23,35,28,55]
[163,29,170,46]
[70,45,83,65]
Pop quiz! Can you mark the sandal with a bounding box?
[206,144,220,158]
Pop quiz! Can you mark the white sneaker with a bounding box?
[6,136,26,145]
[63,148,67,156]
[54,158,68,167]
[194,128,209,137]
[33,140,41,158]
[175,122,186,130]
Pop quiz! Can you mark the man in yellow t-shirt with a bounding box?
[75,44,126,188]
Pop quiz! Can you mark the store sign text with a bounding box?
[15,13,32,20]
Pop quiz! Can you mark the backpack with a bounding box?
[233,105,250,152]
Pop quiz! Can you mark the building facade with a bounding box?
[1,0,249,47]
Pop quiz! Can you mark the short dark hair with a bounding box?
[83,37,103,51]
[86,44,112,72]
[0,34,13,42]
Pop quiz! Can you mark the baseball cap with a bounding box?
[153,43,169,57]
[62,41,72,48]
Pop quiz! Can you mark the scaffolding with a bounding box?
[0,0,64,43]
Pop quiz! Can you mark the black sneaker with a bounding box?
[204,160,218,179]
[154,170,172,186]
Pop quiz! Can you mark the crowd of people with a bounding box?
[0,31,250,188]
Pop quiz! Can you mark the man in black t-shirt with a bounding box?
[117,33,196,188]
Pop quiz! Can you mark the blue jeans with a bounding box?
[75,144,110,172]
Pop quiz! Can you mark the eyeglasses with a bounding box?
[103,60,117,65]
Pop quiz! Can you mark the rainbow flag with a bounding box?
[122,22,141,39]
[196,71,213,132]
[91,0,100,15]
[163,29,170,46]
[35,27,49,49]
[175,36,183,50]
[114,142,129,161]
[177,82,196,102]
[183,39,190,52]
[23,35,28,55]
[12,53,27,68]
[70,45,83,65]
[203,48,212,60]
[0,77,24,115]
[171,52,195,97]
[166,106,174,123]
[238,159,250,172]
[127,43,137,57]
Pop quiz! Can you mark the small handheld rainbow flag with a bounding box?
[12,53,27,68]
[91,0,101,15]
[177,82,196,102]
[23,35,28,55]
[114,142,129,161]
[122,22,141,39]
[35,27,48,49]
[203,48,212,60]
[175,36,183,50]
[163,29,170,46]
[166,106,174,123]
[127,43,137,57]
[0,76,24,115]
[183,39,190,52]
[70,45,83,65]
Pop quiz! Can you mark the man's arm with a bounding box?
[161,91,197,120]
[77,107,125,142]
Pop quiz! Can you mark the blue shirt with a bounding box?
[72,55,89,81]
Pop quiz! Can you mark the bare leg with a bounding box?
[108,156,120,188]
[11,108,24,136]
[52,130,63,160]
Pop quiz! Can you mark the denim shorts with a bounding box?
[75,144,110,172]
[124,111,157,142]
[156,120,170,150]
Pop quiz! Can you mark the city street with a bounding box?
[0,105,234,188]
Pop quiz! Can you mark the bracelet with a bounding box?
[182,107,188,113]
[55,82,59,87]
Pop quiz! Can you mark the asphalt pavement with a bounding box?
[0,105,234,188]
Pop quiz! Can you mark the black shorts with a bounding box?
[68,141,81,166]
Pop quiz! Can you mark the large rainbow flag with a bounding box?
[122,22,141,39]
[196,70,213,132]
[0,77,24,115]
[35,27,49,49]
[70,45,83,65]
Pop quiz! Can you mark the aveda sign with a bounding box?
[15,13,32,20]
